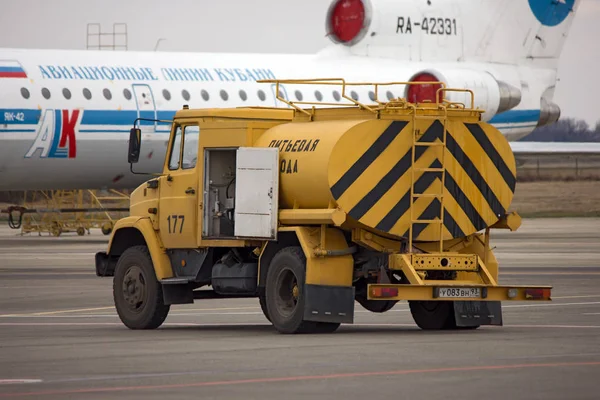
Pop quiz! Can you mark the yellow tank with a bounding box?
[254,114,517,242]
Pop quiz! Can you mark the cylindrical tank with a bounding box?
[254,117,516,242]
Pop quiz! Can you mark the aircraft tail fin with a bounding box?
[467,0,581,68]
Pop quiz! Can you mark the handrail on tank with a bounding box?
[436,88,475,110]
[256,78,485,120]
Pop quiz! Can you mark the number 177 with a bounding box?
[167,215,185,233]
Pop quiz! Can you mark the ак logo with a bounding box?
[25,110,80,159]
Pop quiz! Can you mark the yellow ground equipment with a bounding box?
[95,78,551,334]
[4,190,129,236]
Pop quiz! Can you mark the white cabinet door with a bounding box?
[234,147,279,239]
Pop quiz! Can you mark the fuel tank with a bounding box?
[254,113,517,242]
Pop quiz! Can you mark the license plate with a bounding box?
[438,287,481,298]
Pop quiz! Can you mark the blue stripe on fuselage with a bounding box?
[1,108,542,130]
[489,109,541,124]
[0,109,42,125]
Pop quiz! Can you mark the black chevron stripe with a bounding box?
[401,199,466,239]
[375,160,442,232]
[445,131,506,218]
[349,121,443,220]
[443,172,488,232]
[465,123,516,193]
[331,120,408,199]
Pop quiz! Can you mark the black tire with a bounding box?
[101,223,113,236]
[409,301,481,331]
[356,293,397,313]
[113,245,170,329]
[259,294,271,322]
[409,300,456,330]
[265,246,339,334]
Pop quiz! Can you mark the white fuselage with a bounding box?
[0,48,556,191]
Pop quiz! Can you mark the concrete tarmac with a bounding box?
[0,218,599,399]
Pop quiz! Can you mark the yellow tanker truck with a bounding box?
[95,79,551,334]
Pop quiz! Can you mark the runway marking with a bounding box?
[3,301,597,319]
[1,300,597,319]
[503,301,600,308]
[582,313,600,315]
[0,305,267,317]
[1,322,599,329]
[0,380,42,385]
[552,295,600,299]
[0,306,115,317]
[504,272,600,276]
[1,361,599,398]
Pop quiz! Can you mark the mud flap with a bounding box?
[453,301,503,327]
[303,284,355,324]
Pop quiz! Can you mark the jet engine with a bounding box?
[404,69,522,121]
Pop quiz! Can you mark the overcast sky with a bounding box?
[0,0,598,127]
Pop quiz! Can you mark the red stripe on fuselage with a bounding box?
[0,71,28,78]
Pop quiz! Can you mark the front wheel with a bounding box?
[113,245,170,329]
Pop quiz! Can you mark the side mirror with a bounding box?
[128,128,141,163]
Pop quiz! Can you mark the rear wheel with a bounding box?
[409,300,456,330]
[113,245,170,329]
[265,246,339,334]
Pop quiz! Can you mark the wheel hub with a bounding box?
[122,265,146,312]
[274,267,299,318]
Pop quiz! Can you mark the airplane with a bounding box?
[2,0,599,192]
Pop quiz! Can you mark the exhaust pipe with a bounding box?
[496,81,522,114]
[537,97,561,127]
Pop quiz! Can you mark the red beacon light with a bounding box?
[327,0,371,45]
[407,72,444,104]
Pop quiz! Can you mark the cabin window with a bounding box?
[314,90,323,101]
[239,90,247,101]
[20,88,30,99]
[257,90,266,101]
[369,91,376,101]
[41,88,51,99]
[181,125,200,170]
[201,89,209,101]
[162,89,171,101]
[294,90,303,101]
[103,89,112,100]
[220,90,229,101]
[123,88,132,100]
[332,90,341,102]
[62,88,71,100]
[386,91,394,101]
[168,125,183,171]
[350,91,359,101]
[83,88,92,100]
[182,89,190,101]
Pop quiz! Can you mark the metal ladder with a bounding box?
[408,106,449,253]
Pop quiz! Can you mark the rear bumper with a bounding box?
[367,284,552,302]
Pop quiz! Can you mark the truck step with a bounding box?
[160,277,192,285]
